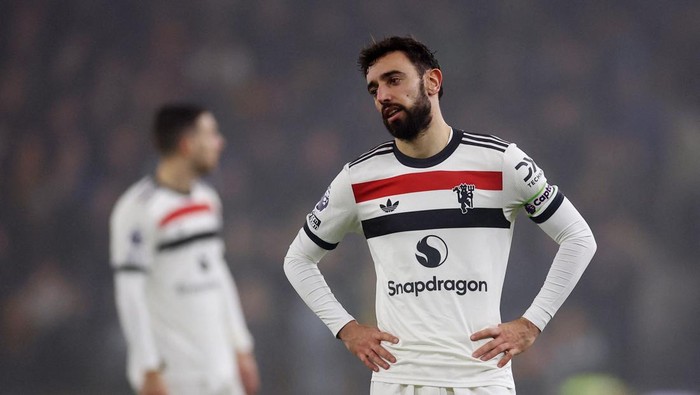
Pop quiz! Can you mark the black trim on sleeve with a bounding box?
[303,223,339,250]
[530,191,565,224]
[113,264,148,273]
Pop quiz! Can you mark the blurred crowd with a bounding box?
[0,1,698,394]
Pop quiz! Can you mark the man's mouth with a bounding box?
[382,105,403,122]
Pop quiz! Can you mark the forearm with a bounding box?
[219,264,254,353]
[523,198,597,330]
[114,274,161,375]
[283,230,355,336]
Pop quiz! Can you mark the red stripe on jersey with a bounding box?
[352,171,502,203]
[159,203,211,227]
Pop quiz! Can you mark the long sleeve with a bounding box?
[114,273,161,388]
[522,197,597,330]
[284,229,355,337]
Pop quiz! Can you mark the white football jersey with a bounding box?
[110,177,252,392]
[301,130,565,387]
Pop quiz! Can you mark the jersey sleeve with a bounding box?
[302,165,361,250]
[283,166,359,336]
[110,196,156,272]
[522,198,596,330]
[502,144,564,224]
[502,144,596,330]
[109,193,161,389]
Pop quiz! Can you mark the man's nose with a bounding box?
[376,86,392,103]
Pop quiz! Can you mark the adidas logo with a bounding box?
[380,199,399,213]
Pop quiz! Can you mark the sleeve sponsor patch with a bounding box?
[525,184,558,216]
[515,156,544,188]
[307,213,322,230]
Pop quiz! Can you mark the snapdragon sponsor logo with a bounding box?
[415,235,448,268]
[386,235,488,297]
[388,276,488,297]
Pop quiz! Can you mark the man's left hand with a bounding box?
[470,317,541,368]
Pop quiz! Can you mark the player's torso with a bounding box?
[144,184,224,289]
[147,182,236,372]
[346,132,516,386]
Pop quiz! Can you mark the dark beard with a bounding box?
[382,86,432,141]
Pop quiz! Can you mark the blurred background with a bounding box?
[1,1,699,394]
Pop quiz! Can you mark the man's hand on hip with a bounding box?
[470,316,541,368]
[338,320,399,372]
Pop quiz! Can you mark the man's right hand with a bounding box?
[337,320,399,372]
[140,370,168,395]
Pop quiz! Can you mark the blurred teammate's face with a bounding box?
[185,112,225,175]
[366,51,432,141]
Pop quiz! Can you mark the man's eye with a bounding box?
[389,77,400,85]
[369,90,377,97]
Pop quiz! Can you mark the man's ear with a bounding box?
[425,68,442,97]
[177,134,192,156]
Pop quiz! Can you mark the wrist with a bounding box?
[519,316,541,334]
[337,320,358,340]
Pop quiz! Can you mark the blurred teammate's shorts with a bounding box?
[370,382,516,395]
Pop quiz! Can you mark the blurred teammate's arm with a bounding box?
[236,350,260,395]
[218,261,259,394]
[114,271,166,394]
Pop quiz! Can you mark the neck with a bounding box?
[395,112,452,159]
[155,156,197,194]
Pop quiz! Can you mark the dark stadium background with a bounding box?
[0,1,698,394]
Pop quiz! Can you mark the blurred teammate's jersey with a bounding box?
[110,177,250,394]
[301,130,562,387]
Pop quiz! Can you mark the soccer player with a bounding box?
[110,104,260,395]
[284,36,597,395]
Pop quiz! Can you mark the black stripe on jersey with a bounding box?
[303,223,339,250]
[460,131,510,152]
[462,133,510,149]
[462,131,511,146]
[113,264,148,273]
[157,230,219,251]
[530,191,565,224]
[362,208,511,239]
[460,139,507,152]
[349,142,394,168]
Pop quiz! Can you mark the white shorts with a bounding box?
[370,381,516,395]
[165,378,245,395]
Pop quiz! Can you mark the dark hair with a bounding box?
[358,36,443,98]
[153,103,207,154]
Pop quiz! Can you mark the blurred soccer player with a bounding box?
[110,104,260,395]
[284,36,596,394]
